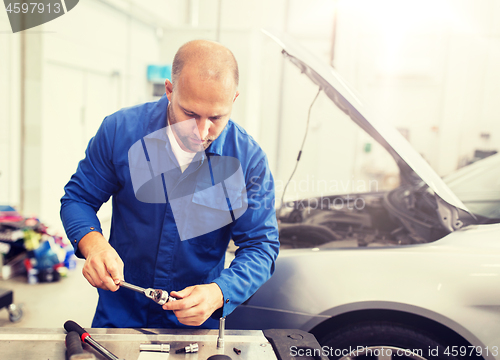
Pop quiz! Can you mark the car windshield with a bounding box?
[443,154,500,220]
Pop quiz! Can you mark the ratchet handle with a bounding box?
[64,320,120,360]
[64,320,88,341]
[66,331,84,356]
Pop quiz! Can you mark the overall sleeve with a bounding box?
[60,117,120,258]
[212,155,280,317]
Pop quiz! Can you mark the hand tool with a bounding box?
[64,320,123,360]
[119,280,177,305]
[217,317,225,349]
[65,331,96,360]
[175,343,199,354]
[139,343,170,352]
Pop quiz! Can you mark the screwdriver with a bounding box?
[119,280,177,305]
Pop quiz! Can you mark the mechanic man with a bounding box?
[60,40,279,328]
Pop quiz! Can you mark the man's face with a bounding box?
[165,66,239,153]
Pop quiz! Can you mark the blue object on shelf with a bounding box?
[64,248,76,270]
[147,64,172,83]
[33,241,59,270]
[0,205,16,212]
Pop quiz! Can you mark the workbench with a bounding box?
[0,327,327,360]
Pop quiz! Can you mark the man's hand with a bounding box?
[162,283,224,326]
[79,231,124,291]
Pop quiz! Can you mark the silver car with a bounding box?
[227,30,500,360]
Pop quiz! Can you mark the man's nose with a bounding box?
[197,118,210,139]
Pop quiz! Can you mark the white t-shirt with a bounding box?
[166,124,197,172]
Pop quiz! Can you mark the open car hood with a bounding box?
[264,29,470,217]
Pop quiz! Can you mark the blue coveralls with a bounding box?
[60,94,279,328]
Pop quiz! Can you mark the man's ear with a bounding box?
[165,79,174,101]
[233,90,240,103]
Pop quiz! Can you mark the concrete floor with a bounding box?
[0,259,98,328]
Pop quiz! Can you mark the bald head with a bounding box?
[171,40,239,92]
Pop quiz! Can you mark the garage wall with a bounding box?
[269,0,386,201]
[239,0,498,197]
[333,0,500,176]
[38,0,162,234]
[0,15,21,207]
[0,0,164,235]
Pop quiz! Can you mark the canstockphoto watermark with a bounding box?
[290,345,424,358]
[249,175,380,212]
[4,0,79,33]
[273,175,380,195]
[291,345,500,358]
[290,194,367,211]
[248,191,369,212]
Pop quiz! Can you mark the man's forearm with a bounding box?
[78,231,108,258]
